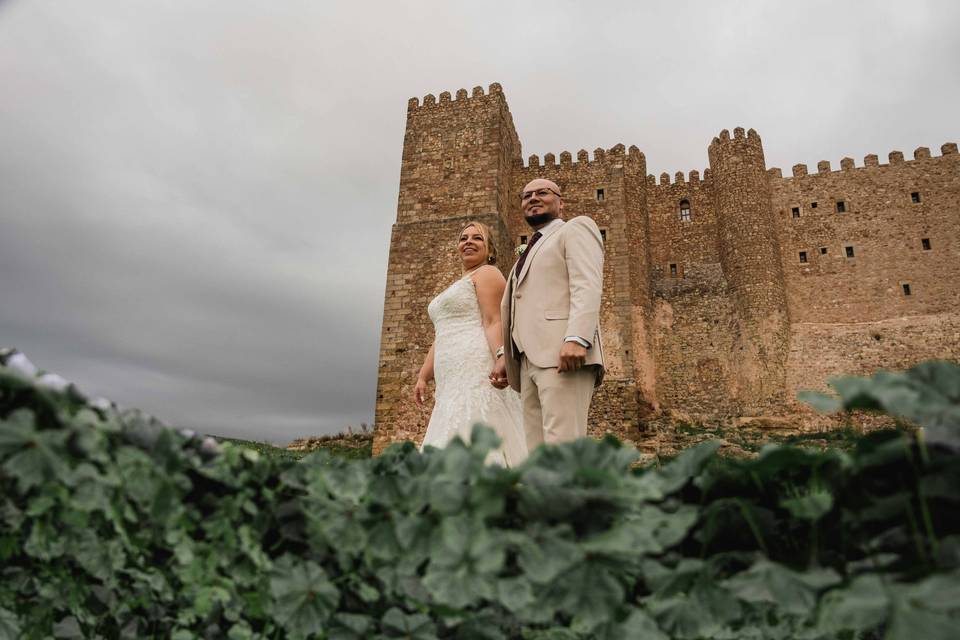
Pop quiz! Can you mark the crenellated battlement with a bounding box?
[707,127,765,174]
[709,127,762,149]
[647,168,711,187]
[407,82,505,111]
[519,143,645,170]
[769,141,958,179]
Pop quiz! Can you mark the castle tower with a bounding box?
[373,85,521,454]
[708,128,790,412]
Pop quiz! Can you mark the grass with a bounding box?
[213,435,372,462]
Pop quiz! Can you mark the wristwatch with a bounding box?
[495,346,504,359]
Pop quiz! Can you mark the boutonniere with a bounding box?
[515,244,528,256]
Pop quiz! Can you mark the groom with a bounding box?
[490,178,605,450]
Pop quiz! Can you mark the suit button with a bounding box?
[515,293,522,299]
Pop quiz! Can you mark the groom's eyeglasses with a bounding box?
[519,188,561,202]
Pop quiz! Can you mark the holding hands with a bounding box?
[489,356,509,389]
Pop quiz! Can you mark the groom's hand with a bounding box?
[558,342,588,373]
[490,357,509,389]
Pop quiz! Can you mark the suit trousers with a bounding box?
[519,355,596,450]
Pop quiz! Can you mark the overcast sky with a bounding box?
[1,0,957,443]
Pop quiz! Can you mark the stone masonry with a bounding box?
[373,83,960,455]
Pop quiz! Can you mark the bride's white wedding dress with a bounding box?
[420,273,527,466]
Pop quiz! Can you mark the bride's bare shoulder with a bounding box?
[471,264,506,285]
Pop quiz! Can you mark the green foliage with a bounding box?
[213,437,311,462]
[214,436,372,463]
[1,351,959,638]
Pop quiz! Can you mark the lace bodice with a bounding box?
[427,276,492,390]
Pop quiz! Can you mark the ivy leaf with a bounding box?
[0,608,20,640]
[226,622,254,640]
[0,409,69,492]
[540,559,625,632]
[517,524,584,584]
[269,557,339,637]
[646,440,722,496]
[723,560,838,616]
[468,423,502,459]
[25,518,66,560]
[328,612,373,640]
[52,616,83,639]
[452,612,508,640]
[606,609,669,640]
[423,516,504,608]
[887,599,956,640]
[323,462,369,503]
[496,576,534,613]
[380,607,437,639]
[779,486,834,521]
[645,581,742,640]
[896,570,960,611]
[817,574,889,633]
[582,504,698,557]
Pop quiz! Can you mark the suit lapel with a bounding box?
[517,220,563,286]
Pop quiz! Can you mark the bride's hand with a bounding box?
[413,377,429,409]
[489,357,509,389]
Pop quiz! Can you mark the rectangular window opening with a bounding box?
[799,251,808,263]
[669,263,678,277]
[520,235,528,245]
[911,192,921,203]
[811,202,818,209]
[902,283,912,296]
[596,188,605,202]
[922,238,931,250]
[836,200,846,213]
[820,247,828,255]
[791,206,800,219]
[599,229,607,242]
[845,246,855,258]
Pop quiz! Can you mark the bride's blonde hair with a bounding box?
[458,221,497,265]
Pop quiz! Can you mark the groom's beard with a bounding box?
[524,212,556,227]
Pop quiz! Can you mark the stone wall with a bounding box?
[785,311,960,407]
[651,264,740,416]
[771,145,960,324]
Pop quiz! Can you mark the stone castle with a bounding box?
[373,82,959,455]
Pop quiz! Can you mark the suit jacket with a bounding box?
[501,216,605,392]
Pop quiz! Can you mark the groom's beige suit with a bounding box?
[501,216,605,449]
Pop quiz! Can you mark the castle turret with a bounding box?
[708,128,789,412]
[373,84,521,454]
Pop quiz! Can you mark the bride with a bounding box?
[413,221,527,466]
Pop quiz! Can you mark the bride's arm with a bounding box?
[473,266,507,359]
[413,344,435,409]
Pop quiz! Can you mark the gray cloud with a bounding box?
[1,0,957,443]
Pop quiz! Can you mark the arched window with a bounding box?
[679,199,692,222]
